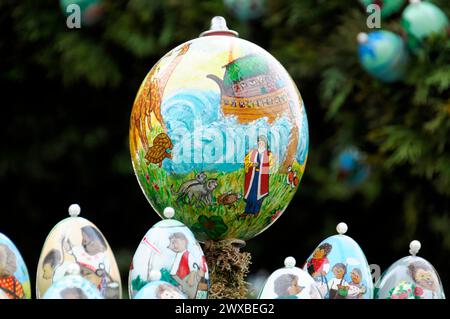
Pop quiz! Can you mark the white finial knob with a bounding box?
[66,263,81,275]
[357,32,369,44]
[410,0,421,4]
[68,204,81,217]
[200,16,238,37]
[409,240,421,256]
[149,270,162,281]
[163,207,175,219]
[284,256,296,268]
[337,222,348,235]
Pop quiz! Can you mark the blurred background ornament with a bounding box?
[259,256,322,299]
[42,263,104,299]
[333,146,370,188]
[36,204,122,299]
[129,207,209,299]
[357,31,410,83]
[129,16,309,242]
[224,0,267,22]
[401,0,449,52]
[375,240,446,299]
[0,232,31,299]
[60,0,104,27]
[359,0,407,19]
[303,223,374,299]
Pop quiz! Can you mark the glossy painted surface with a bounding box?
[303,234,373,299]
[0,233,31,299]
[134,280,188,299]
[259,265,322,299]
[42,275,103,299]
[358,31,409,82]
[36,216,122,299]
[130,34,309,241]
[129,219,209,299]
[375,256,445,299]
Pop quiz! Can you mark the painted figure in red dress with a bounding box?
[0,244,24,299]
[242,135,273,217]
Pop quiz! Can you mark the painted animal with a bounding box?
[176,179,218,207]
[217,192,242,208]
[145,133,173,167]
[171,172,207,195]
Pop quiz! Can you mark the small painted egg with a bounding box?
[36,204,122,299]
[375,240,445,299]
[0,232,31,299]
[42,265,103,299]
[303,223,374,299]
[134,271,187,299]
[259,257,322,299]
[129,207,209,299]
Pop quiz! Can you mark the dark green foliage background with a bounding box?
[1,0,449,297]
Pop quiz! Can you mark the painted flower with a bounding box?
[152,182,160,191]
[271,210,283,222]
[145,173,150,182]
[192,215,228,240]
[414,287,423,297]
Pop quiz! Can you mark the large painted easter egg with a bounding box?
[129,208,209,299]
[357,31,409,83]
[375,240,445,299]
[259,257,322,299]
[36,204,122,299]
[129,17,309,242]
[0,232,31,299]
[303,223,374,299]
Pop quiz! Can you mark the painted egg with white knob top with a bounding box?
[259,257,322,299]
[36,204,122,299]
[375,240,445,299]
[303,223,374,299]
[129,207,209,299]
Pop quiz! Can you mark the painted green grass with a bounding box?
[133,145,305,242]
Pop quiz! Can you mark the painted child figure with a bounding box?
[408,261,440,299]
[0,244,24,299]
[328,263,349,299]
[306,243,332,297]
[273,274,303,299]
[347,268,366,299]
[168,232,206,298]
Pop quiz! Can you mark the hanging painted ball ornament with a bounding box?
[129,17,309,242]
[36,204,122,299]
[333,146,370,187]
[60,0,103,27]
[259,257,322,299]
[401,0,449,51]
[303,223,374,299]
[0,232,31,299]
[129,207,209,299]
[42,263,103,299]
[357,31,409,82]
[359,0,406,19]
[375,240,445,299]
[224,0,267,22]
